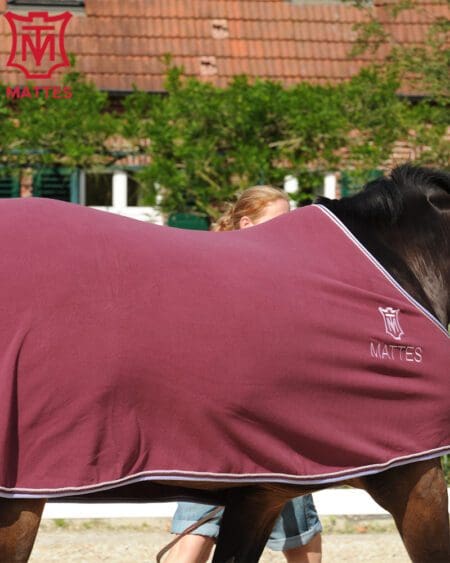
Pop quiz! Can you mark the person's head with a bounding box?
[213,186,290,232]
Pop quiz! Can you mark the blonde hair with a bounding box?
[213,186,289,232]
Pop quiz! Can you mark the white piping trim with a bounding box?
[2,446,449,499]
[313,204,449,338]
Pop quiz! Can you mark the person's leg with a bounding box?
[283,532,322,563]
[266,495,322,563]
[165,502,223,563]
[164,534,215,563]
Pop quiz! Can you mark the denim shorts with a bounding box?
[171,494,322,552]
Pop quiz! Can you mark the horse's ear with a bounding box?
[428,192,450,213]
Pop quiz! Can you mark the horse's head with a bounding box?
[316,165,450,328]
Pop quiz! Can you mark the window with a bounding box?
[85,172,146,207]
[85,173,113,207]
[127,174,141,207]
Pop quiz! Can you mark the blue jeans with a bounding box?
[171,494,322,551]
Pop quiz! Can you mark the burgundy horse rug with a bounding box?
[0,198,448,498]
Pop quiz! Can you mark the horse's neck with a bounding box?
[397,240,449,328]
[339,214,448,328]
[379,216,449,328]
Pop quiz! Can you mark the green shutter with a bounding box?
[0,175,19,198]
[341,170,383,198]
[0,168,79,200]
[32,168,74,202]
[167,212,210,231]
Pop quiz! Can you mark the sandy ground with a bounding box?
[29,517,411,562]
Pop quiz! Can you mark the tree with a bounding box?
[122,63,424,215]
[347,0,449,167]
[0,67,120,175]
[122,68,296,218]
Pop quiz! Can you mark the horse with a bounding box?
[0,164,449,563]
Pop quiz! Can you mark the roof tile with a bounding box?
[211,18,230,39]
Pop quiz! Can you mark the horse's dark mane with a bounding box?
[316,164,450,225]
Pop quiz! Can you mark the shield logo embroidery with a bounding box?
[378,307,404,341]
[4,11,72,79]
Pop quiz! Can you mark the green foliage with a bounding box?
[340,169,383,197]
[0,66,119,172]
[443,455,450,485]
[277,81,348,169]
[122,65,394,214]
[351,19,390,57]
[342,0,449,168]
[338,67,407,168]
[346,0,449,99]
[123,69,295,218]
[123,60,447,215]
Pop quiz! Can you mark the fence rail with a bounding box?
[42,489,450,519]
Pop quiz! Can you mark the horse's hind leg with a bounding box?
[212,485,290,563]
[360,458,450,563]
[0,498,45,562]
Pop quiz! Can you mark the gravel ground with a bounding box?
[29,517,411,562]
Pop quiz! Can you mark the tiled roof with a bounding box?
[0,0,446,92]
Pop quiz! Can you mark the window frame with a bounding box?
[7,0,85,8]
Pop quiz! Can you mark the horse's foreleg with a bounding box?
[360,458,450,563]
[0,498,45,562]
[212,485,288,563]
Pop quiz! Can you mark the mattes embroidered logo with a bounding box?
[378,306,404,340]
[370,306,423,364]
[5,11,72,79]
